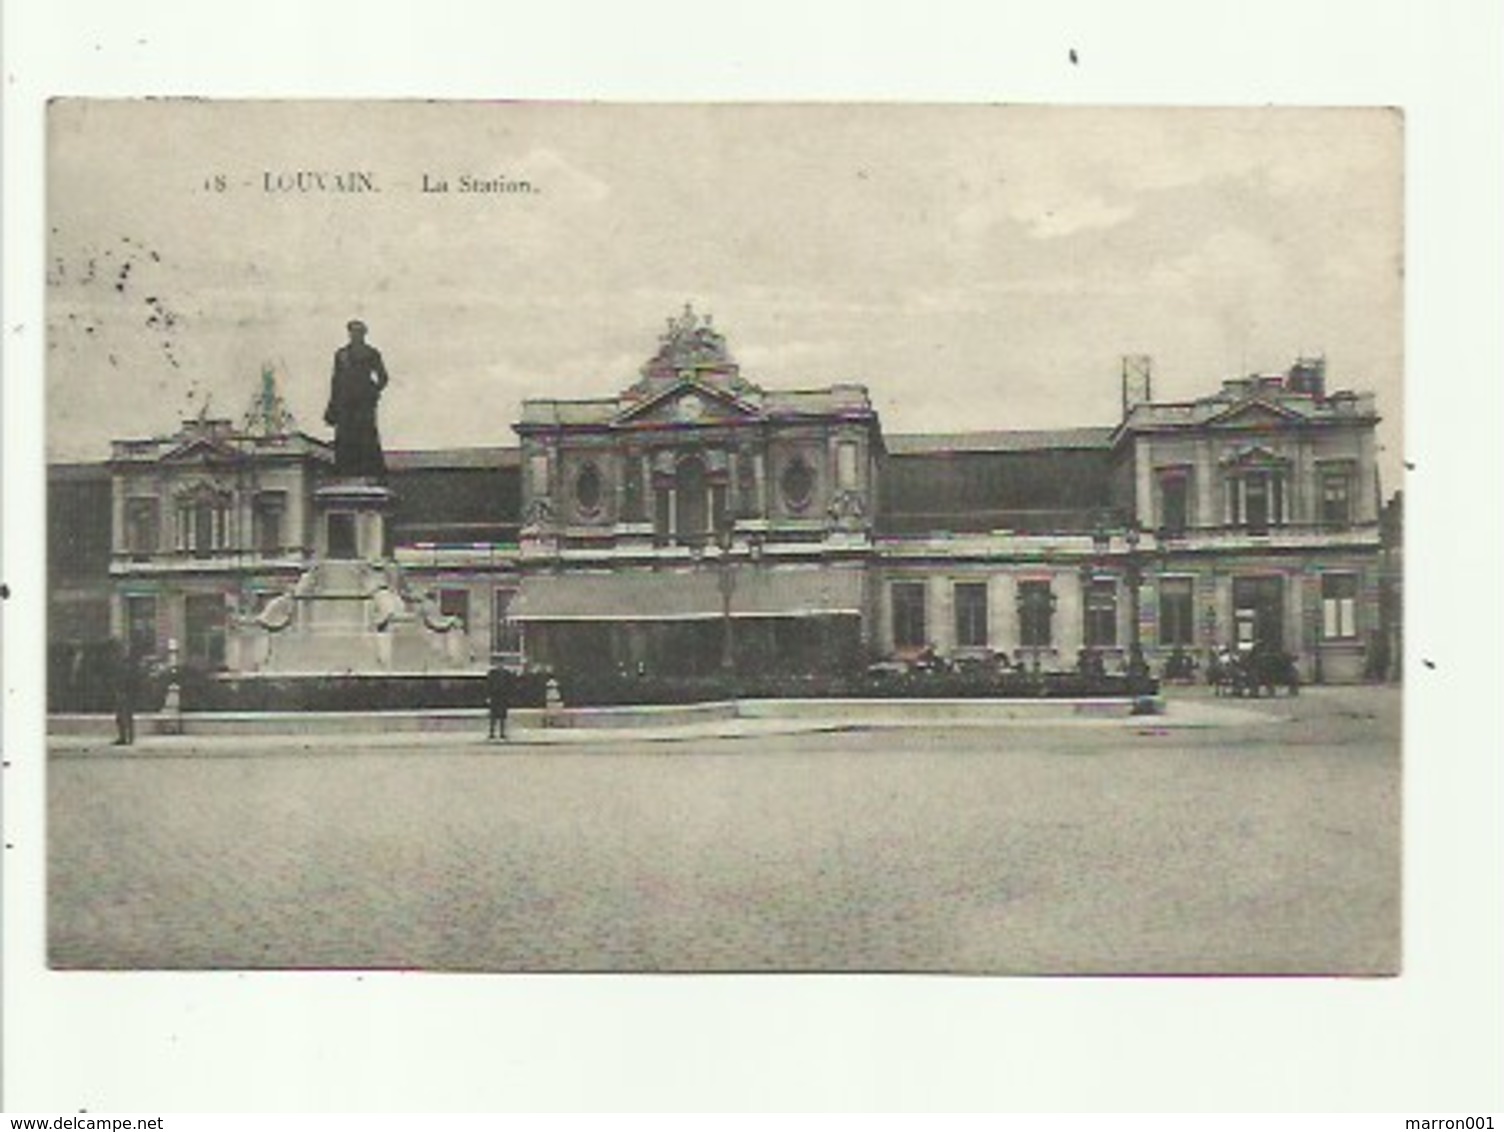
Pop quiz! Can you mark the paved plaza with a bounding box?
[47,687,1400,974]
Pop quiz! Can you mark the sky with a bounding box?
[46,101,1403,490]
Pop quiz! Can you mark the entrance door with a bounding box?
[125,595,158,659]
[184,593,227,668]
[1232,575,1284,651]
[675,456,708,546]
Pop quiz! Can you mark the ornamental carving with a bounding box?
[574,461,604,517]
[643,303,734,374]
[781,457,815,512]
[523,496,555,528]
[828,488,867,524]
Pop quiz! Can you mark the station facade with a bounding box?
[48,310,1390,685]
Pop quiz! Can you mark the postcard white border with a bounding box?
[5,0,1502,1113]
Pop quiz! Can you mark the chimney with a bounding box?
[1287,356,1327,398]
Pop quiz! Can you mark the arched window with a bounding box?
[675,455,709,544]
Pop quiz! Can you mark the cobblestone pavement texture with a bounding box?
[48,686,1400,974]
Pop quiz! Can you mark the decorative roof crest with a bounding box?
[243,362,298,436]
[641,302,736,376]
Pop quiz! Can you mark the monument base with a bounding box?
[228,478,472,676]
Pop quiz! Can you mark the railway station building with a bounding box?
[47,308,1390,689]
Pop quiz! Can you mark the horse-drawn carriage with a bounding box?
[1207,645,1300,698]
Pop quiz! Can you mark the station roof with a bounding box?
[885,427,1115,455]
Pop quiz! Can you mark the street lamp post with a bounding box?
[712,514,762,679]
[1123,523,1151,690]
[1202,603,1219,667]
[713,515,736,676]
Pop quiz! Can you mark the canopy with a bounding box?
[512,564,865,621]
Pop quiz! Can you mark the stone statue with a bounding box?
[324,319,389,478]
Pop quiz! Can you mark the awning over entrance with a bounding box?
[512,564,865,621]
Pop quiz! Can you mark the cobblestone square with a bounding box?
[48,688,1400,974]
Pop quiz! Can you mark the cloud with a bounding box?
[1019,197,1137,240]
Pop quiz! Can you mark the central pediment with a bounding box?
[159,434,245,466]
[1204,398,1306,430]
[613,379,764,428]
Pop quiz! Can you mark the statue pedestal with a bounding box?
[314,480,392,561]
[228,479,472,675]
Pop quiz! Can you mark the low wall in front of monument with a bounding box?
[174,672,528,713]
[48,666,1158,716]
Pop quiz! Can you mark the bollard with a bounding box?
[544,676,563,729]
[158,638,184,736]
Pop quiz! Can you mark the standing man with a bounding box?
[324,319,390,479]
[112,639,137,746]
[487,661,513,742]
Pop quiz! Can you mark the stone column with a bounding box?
[990,572,1015,656]
[930,574,953,654]
[1195,441,1214,529]
[1056,568,1083,661]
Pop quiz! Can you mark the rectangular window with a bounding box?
[125,497,159,556]
[438,587,469,628]
[1230,473,1285,532]
[492,587,521,656]
[196,500,217,557]
[622,455,645,523]
[734,450,758,518]
[1084,578,1118,647]
[654,488,672,545]
[1322,472,1352,527]
[1244,474,1270,535]
[125,595,157,659]
[1159,474,1188,535]
[1322,573,1359,639]
[254,492,286,555]
[1158,577,1195,647]
[891,582,928,650]
[180,498,230,558]
[1017,580,1054,648]
[184,593,227,668]
[710,483,728,536]
[954,582,989,649]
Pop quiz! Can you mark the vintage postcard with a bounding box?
[43,100,1403,978]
